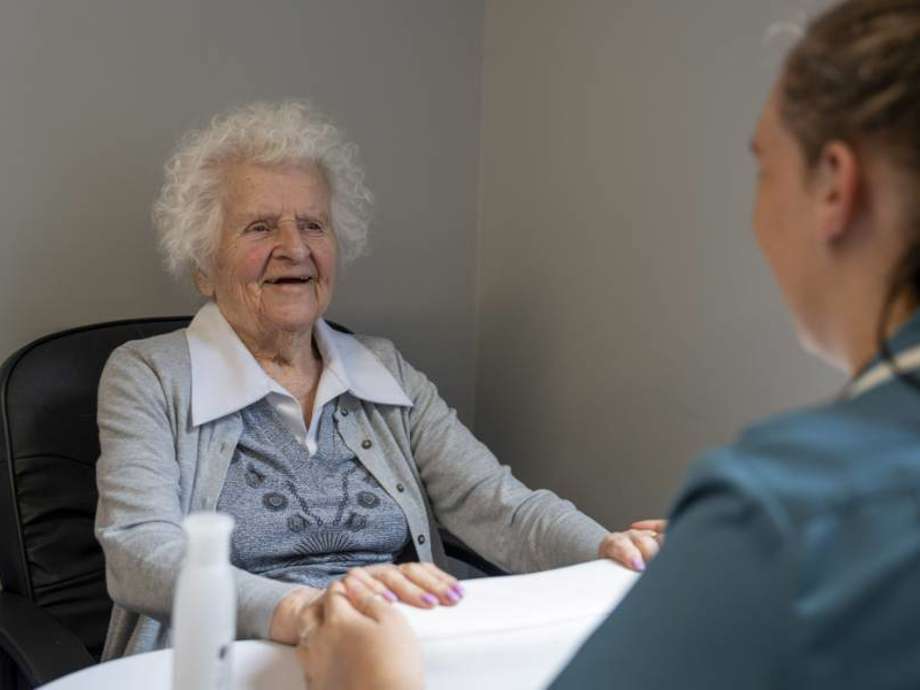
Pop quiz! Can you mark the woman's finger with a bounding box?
[630,519,667,533]
[364,566,440,608]
[630,531,661,563]
[399,562,463,606]
[353,585,405,624]
[345,567,398,603]
[325,580,351,610]
[342,572,386,611]
[326,579,380,624]
[600,532,646,571]
[420,561,463,594]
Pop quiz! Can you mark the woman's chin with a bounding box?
[260,293,329,334]
[259,306,325,336]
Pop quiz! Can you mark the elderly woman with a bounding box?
[295,1,920,689]
[95,101,662,659]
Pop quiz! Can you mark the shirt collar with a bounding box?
[845,308,920,399]
[186,301,412,427]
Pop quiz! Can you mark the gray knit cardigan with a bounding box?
[95,328,607,658]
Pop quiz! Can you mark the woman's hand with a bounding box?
[342,562,464,608]
[297,581,424,690]
[598,519,667,572]
[269,586,324,645]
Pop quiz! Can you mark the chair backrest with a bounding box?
[0,315,500,667]
[0,317,191,660]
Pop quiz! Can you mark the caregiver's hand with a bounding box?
[270,586,324,645]
[297,581,423,690]
[598,519,667,572]
[343,562,464,608]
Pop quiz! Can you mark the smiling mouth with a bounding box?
[264,276,314,286]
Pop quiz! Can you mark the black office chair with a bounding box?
[0,317,502,689]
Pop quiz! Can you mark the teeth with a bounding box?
[267,276,313,284]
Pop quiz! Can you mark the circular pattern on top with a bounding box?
[263,492,288,511]
[357,491,380,509]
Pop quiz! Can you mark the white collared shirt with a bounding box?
[186,301,412,457]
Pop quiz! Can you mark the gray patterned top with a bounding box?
[216,399,410,589]
[96,326,608,659]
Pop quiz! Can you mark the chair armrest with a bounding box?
[0,591,95,687]
[439,530,507,578]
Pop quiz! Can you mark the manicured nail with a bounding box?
[382,590,398,603]
[451,583,465,596]
[446,590,461,604]
[422,594,439,606]
[632,558,645,572]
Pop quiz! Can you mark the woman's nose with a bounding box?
[276,221,309,260]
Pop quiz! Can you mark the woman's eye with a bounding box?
[245,222,271,234]
[298,219,325,234]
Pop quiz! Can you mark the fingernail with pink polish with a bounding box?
[446,590,461,604]
[383,590,398,603]
[422,594,439,606]
[632,558,645,572]
[451,583,465,596]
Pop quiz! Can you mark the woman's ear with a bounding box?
[813,140,861,244]
[194,268,215,298]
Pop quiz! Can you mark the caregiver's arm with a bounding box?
[549,476,794,690]
[294,465,791,690]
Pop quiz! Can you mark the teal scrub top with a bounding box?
[551,312,920,690]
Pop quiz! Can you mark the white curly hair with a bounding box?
[153,101,373,279]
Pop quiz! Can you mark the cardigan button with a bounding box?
[361,439,372,449]
[341,409,350,417]
[417,534,426,545]
[396,483,406,493]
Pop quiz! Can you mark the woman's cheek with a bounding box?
[316,244,337,285]
[240,244,271,282]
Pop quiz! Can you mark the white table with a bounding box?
[42,561,638,690]
[41,640,302,690]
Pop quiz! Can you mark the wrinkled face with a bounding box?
[751,85,825,352]
[199,162,337,343]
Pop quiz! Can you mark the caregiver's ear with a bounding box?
[812,140,861,244]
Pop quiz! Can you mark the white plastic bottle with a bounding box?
[172,512,236,690]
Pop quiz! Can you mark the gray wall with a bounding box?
[1,0,845,545]
[0,0,484,421]
[476,0,842,529]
